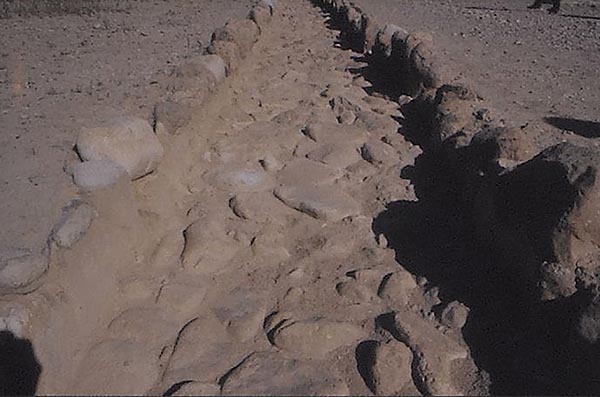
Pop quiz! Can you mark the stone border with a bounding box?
[314,0,600,390]
[0,2,279,392]
[0,0,278,300]
[314,0,600,303]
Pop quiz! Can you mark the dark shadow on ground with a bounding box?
[0,330,41,396]
[545,116,600,138]
[372,148,589,395]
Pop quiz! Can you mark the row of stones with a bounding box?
[319,0,445,93]
[317,0,600,309]
[314,0,600,391]
[0,1,276,302]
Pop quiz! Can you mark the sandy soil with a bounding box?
[0,0,253,255]
[2,0,600,396]
[354,0,600,128]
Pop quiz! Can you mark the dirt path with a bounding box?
[13,0,493,395]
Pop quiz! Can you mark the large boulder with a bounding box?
[175,54,226,83]
[373,24,407,59]
[76,116,164,180]
[488,143,600,300]
[391,309,487,395]
[71,159,127,191]
[403,84,488,150]
[467,126,538,171]
[366,340,414,395]
[409,41,444,89]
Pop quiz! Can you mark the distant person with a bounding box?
[528,0,561,14]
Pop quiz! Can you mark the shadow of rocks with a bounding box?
[0,330,41,396]
[372,142,596,394]
[545,116,600,139]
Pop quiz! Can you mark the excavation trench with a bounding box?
[4,0,595,395]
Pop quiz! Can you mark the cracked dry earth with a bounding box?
[25,1,490,395]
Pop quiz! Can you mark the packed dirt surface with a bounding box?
[3,0,600,396]
[356,0,600,131]
[0,0,253,256]
[354,0,600,129]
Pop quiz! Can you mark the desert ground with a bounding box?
[1,0,600,395]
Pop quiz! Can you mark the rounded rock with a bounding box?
[0,248,49,295]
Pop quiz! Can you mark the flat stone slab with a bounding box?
[276,158,342,187]
[271,319,367,359]
[303,122,368,146]
[221,351,349,396]
[274,184,360,222]
[306,143,361,169]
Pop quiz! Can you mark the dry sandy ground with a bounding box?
[354,0,600,129]
[1,0,600,396]
[0,0,253,256]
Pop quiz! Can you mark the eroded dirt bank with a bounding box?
[2,0,600,395]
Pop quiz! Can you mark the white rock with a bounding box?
[76,116,164,180]
[72,159,127,191]
[51,202,96,248]
[0,248,49,295]
[208,166,275,193]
